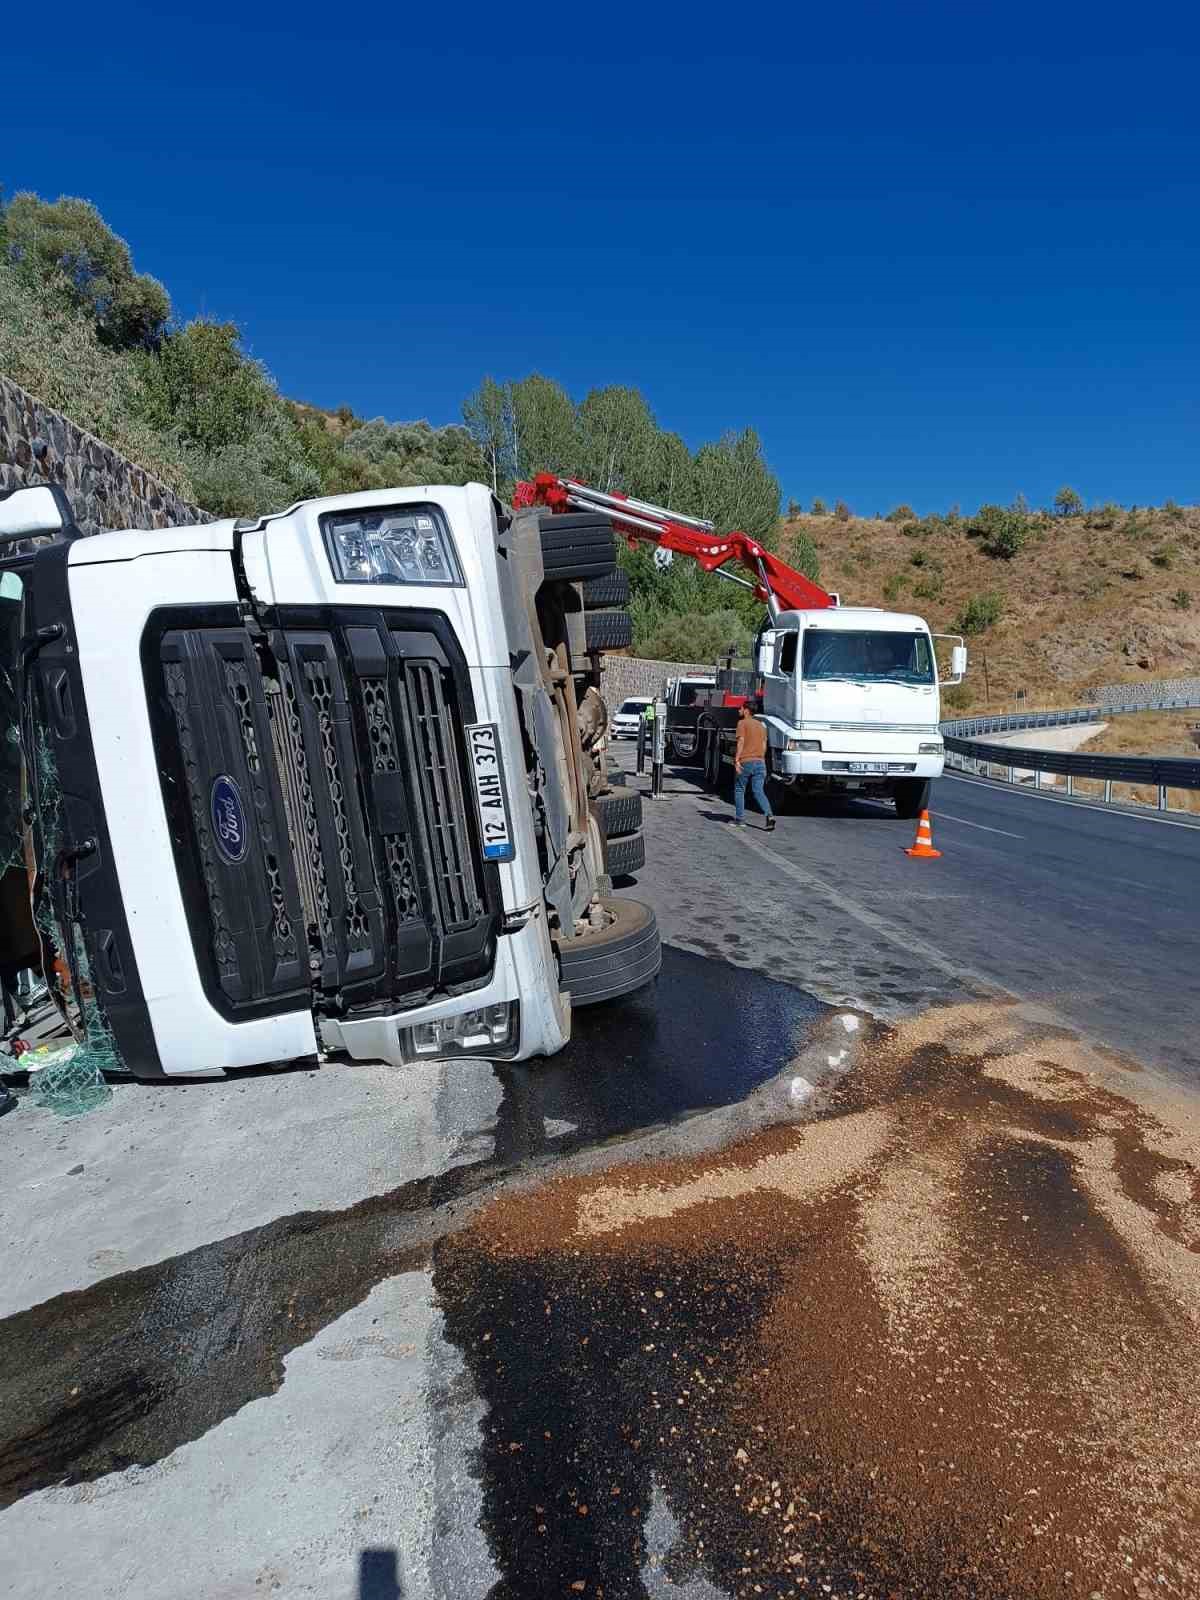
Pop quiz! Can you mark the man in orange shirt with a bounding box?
[733,703,776,830]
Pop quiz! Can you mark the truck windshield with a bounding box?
[802,630,934,685]
[675,684,712,707]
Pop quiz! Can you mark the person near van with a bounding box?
[733,704,775,830]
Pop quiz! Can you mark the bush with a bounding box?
[1053,485,1083,518]
[1087,501,1122,530]
[635,607,751,664]
[786,498,800,518]
[956,592,1003,635]
[942,683,972,712]
[833,500,851,522]
[886,504,914,523]
[882,571,911,605]
[810,497,828,516]
[1164,498,1185,521]
[1170,589,1191,610]
[968,502,1032,559]
[1150,545,1176,570]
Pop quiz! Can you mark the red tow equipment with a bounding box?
[514,473,833,616]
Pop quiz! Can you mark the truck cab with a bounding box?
[756,607,964,815]
[0,481,660,1080]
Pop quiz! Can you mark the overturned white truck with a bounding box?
[0,481,658,1079]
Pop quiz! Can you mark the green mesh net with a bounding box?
[19,730,119,1116]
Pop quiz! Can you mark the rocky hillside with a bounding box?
[779,503,1200,712]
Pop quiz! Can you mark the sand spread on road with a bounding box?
[454,1000,1200,1598]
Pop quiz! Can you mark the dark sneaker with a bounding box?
[765,817,776,831]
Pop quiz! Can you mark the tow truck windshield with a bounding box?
[802,629,935,686]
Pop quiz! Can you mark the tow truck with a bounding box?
[520,475,967,818]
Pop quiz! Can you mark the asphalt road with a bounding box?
[3,756,1198,1599]
[632,760,1200,1085]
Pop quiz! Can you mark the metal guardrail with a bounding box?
[940,694,1200,809]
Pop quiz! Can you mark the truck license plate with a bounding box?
[465,723,516,862]
[848,761,887,773]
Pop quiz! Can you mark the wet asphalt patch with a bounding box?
[0,947,825,1510]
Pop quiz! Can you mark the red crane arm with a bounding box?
[513,473,832,613]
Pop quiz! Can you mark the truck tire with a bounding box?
[592,785,642,839]
[584,608,633,652]
[539,512,617,583]
[703,728,723,790]
[557,897,661,1006]
[893,777,931,819]
[605,831,645,880]
[581,570,630,607]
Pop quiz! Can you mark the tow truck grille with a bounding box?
[148,609,498,1019]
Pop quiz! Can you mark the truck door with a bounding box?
[761,629,798,721]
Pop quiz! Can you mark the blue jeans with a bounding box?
[734,759,773,821]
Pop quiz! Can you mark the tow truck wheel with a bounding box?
[703,729,723,790]
[557,897,662,1006]
[893,777,931,819]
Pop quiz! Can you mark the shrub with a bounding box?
[786,498,800,518]
[882,571,911,605]
[968,502,1032,559]
[833,500,851,522]
[785,528,820,583]
[635,607,751,663]
[1164,498,1185,521]
[1170,589,1191,610]
[942,683,972,713]
[1087,502,1122,530]
[1150,545,1176,569]
[1053,485,1084,518]
[956,592,1003,635]
[886,504,915,523]
[811,497,828,516]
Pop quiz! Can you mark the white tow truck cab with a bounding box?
[697,608,966,818]
[0,481,660,1080]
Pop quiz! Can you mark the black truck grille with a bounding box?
[147,607,499,1020]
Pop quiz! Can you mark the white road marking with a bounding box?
[937,812,1023,839]
[945,772,1200,831]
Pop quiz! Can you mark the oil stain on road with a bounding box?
[437,1001,1200,1599]
[0,946,823,1511]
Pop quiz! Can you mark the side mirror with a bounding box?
[756,629,779,674]
[951,644,967,680]
[0,484,76,544]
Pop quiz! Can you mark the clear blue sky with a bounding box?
[4,1,1198,514]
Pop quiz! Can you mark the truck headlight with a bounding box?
[785,738,822,751]
[402,1001,517,1059]
[322,504,462,586]
[919,742,943,754]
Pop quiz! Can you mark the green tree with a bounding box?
[462,376,512,492]
[508,373,578,482]
[784,527,820,583]
[1053,485,1083,518]
[577,385,658,493]
[636,607,751,664]
[811,498,828,516]
[833,499,851,522]
[4,192,170,348]
[690,428,780,543]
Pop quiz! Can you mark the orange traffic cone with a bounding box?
[905,809,942,859]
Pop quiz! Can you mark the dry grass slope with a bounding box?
[779,506,1200,714]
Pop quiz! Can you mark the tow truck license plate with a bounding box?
[848,761,887,773]
[465,723,515,862]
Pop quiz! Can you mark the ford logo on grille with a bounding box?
[210,775,248,864]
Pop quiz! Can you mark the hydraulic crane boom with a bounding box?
[514,473,833,614]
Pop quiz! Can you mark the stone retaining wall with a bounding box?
[0,375,209,535]
[1082,677,1200,709]
[600,655,714,704]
